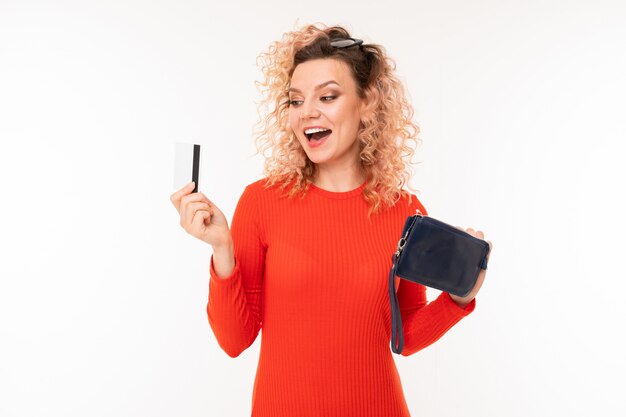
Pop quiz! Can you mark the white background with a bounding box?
[1,0,625,416]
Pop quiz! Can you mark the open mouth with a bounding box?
[305,129,332,141]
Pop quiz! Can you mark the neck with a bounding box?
[312,166,366,192]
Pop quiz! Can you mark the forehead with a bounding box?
[289,58,355,91]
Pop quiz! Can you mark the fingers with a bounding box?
[456,226,492,249]
[170,180,221,240]
[176,190,213,217]
[456,226,485,240]
[181,191,212,207]
[191,207,212,231]
[191,191,218,208]
[170,181,196,210]
[456,225,493,262]
[182,200,211,227]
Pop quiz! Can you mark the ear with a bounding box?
[359,87,377,121]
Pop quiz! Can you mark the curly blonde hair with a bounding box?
[252,22,423,218]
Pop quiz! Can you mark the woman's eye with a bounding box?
[289,96,336,106]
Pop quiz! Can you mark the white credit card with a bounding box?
[173,142,205,193]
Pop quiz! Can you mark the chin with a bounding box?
[305,153,323,164]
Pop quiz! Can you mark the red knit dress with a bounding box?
[207,178,476,417]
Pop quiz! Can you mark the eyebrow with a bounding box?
[288,80,341,93]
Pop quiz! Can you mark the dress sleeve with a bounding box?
[396,195,476,357]
[206,183,266,357]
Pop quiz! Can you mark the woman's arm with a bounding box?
[396,280,475,357]
[207,184,266,358]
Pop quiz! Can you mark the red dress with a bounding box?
[207,178,475,417]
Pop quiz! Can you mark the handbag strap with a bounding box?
[389,253,404,354]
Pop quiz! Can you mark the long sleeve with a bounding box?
[206,184,266,358]
[397,195,477,357]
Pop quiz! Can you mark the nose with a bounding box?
[300,100,320,119]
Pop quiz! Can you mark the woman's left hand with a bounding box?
[448,227,493,308]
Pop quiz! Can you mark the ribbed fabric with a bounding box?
[207,178,476,417]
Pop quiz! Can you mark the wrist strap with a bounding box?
[389,253,404,354]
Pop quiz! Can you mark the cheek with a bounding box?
[328,103,355,127]
[287,114,305,143]
[288,111,298,131]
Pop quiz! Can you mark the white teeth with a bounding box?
[304,127,330,135]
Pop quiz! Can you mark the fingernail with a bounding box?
[187,181,195,187]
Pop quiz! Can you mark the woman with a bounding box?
[170,23,492,417]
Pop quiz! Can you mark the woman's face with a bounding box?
[288,58,367,171]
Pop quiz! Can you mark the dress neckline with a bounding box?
[308,180,367,199]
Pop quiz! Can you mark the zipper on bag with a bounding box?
[394,208,424,257]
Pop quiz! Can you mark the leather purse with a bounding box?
[389,209,490,354]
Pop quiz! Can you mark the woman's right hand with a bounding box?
[170,182,232,248]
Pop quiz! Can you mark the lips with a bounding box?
[303,126,333,141]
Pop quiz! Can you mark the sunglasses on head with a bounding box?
[330,37,363,49]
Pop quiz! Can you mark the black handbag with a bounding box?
[389,209,490,354]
